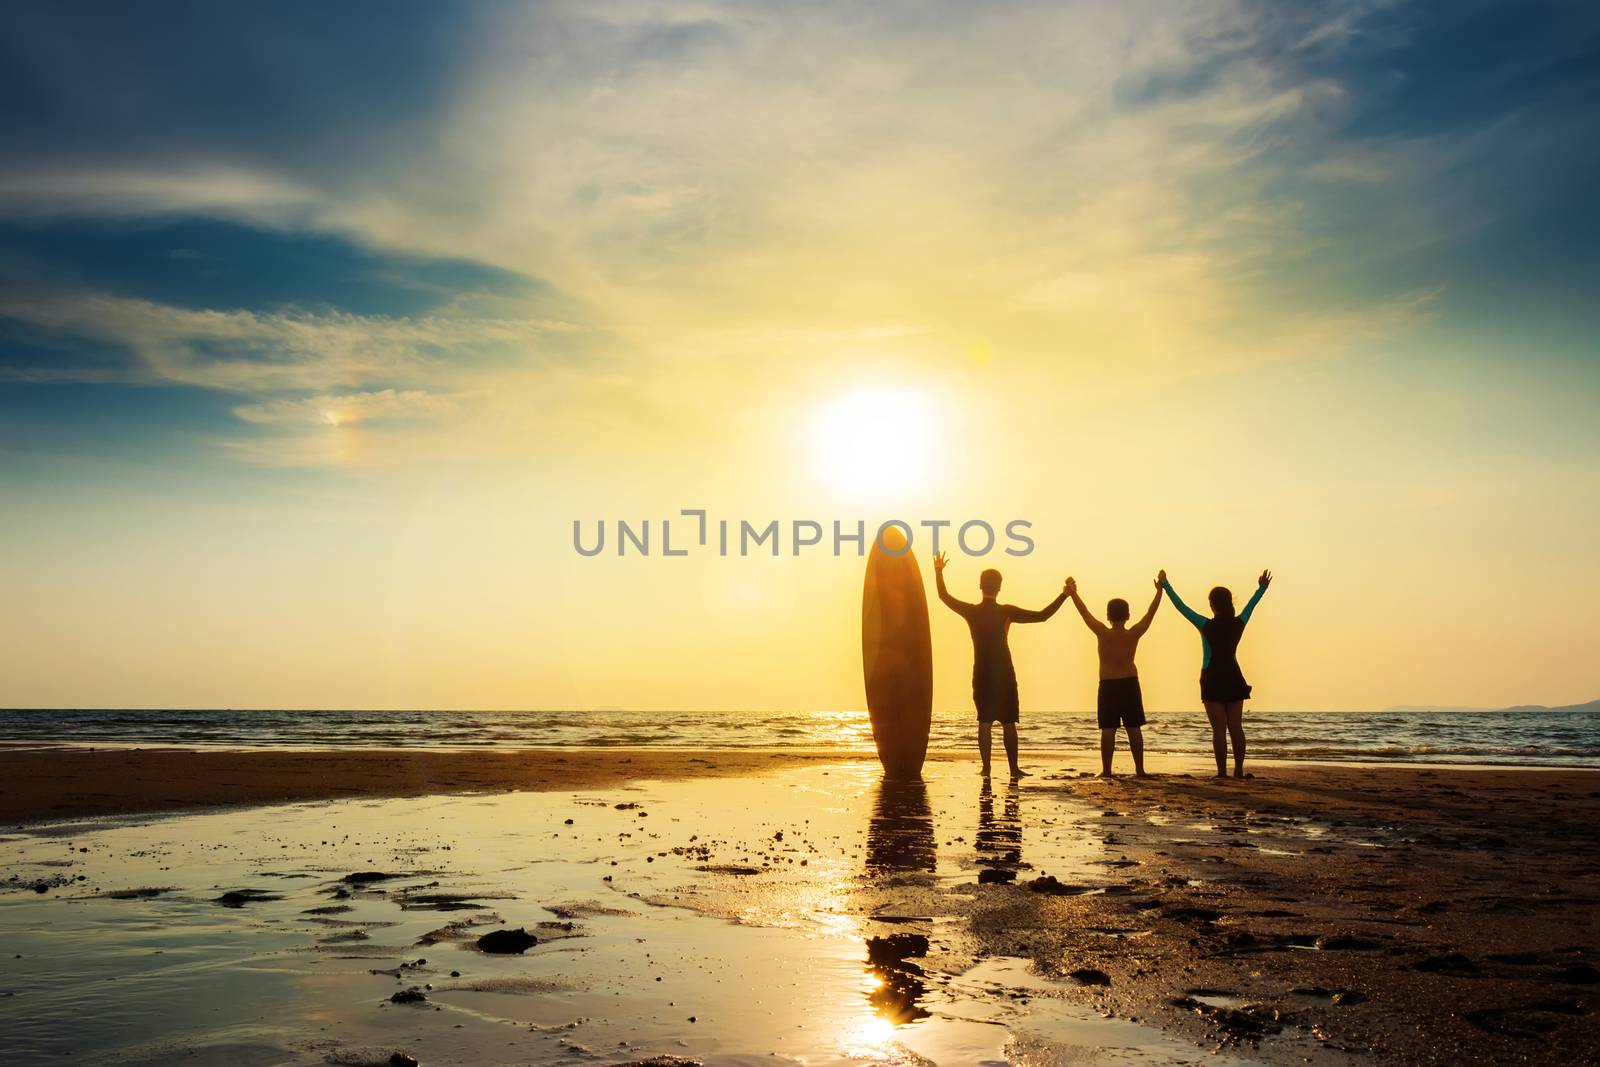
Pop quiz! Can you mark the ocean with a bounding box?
[0,707,1595,766]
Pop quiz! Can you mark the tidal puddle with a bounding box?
[1,764,1248,1065]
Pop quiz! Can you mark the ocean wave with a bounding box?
[1,708,1595,767]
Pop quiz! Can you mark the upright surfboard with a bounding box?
[862,525,933,779]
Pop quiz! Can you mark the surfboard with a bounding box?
[862,525,933,779]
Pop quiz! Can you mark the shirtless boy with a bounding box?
[1066,570,1164,777]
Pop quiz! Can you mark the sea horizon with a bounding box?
[4,706,1596,767]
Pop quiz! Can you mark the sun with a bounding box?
[806,387,936,498]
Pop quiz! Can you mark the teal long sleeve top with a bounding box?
[1162,579,1266,668]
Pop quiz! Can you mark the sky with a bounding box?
[2,0,1597,713]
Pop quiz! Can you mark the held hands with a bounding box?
[1156,568,1166,590]
[933,552,948,575]
[1064,576,1077,597]
[1259,568,1273,588]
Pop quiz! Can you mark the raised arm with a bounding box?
[1161,575,1206,630]
[1066,577,1107,633]
[1130,571,1165,636]
[933,552,976,617]
[1008,586,1068,624]
[1239,569,1271,624]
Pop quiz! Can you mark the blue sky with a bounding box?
[1,1,1597,710]
[2,1,1596,463]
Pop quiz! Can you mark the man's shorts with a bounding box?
[1097,676,1147,730]
[974,671,1020,724]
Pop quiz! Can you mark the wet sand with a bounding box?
[988,764,1600,1064]
[0,745,863,823]
[4,749,1599,1064]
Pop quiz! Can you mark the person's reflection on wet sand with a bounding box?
[975,778,1023,883]
[863,778,936,1026]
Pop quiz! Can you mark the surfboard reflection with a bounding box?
[862,779,936,1027]
[864,933,931,1025]
[865,778,936,873]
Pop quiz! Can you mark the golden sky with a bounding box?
[2,2,1597,711]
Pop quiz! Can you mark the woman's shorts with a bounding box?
[1097,676,1147,730]
[1199,666,1252,704]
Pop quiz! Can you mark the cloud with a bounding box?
[232,388,459,429]
[0,168,320,228]
[219,388,465,468]
[0,288,592,466]
[0,291,580,393]
[1,0,1593,466]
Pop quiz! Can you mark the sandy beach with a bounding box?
[0,745,861,824]
[4,747,1598,1065]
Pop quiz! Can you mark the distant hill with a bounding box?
[1381,700,1600,714]
[1496,699,1600,714]
[1382,705,1494,713]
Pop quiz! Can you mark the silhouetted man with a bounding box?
[934,553,1067,778]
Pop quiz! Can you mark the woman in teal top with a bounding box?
[1163,570,1271,779]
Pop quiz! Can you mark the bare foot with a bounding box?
[1233,769,1246,779]
[1098,770,1116,778]
[1214,772,1228,779]
[1135,771,1152,778]
[981,766,992,778]
[1010,767,1031,779]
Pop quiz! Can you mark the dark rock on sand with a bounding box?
[618,1057,701,1066]
[389,1054,420,1067]
[1413,951,1479,976]
[415,915,499,946]
[475,927,538,954]
[1315,935,1384,951]
[1465,1006,1560,1038]
[343,871,405,884]
[390,988,427,1004]
[214,889,284,907]
[1549,961,1600,984]
[978,868,1016,884]
[1026,875,1089,895]
[1171,997,1284,1039]
[1067,968,1111,986]
[395,892,500,912]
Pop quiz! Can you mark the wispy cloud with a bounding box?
[0,290,588,465]
[0,292,579,392]
[1,0,1593,465]
[0,167,321,228]
[232,388,460,429]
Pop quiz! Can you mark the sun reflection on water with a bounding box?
[811,707,876,748]
[840,1010,901,1059]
